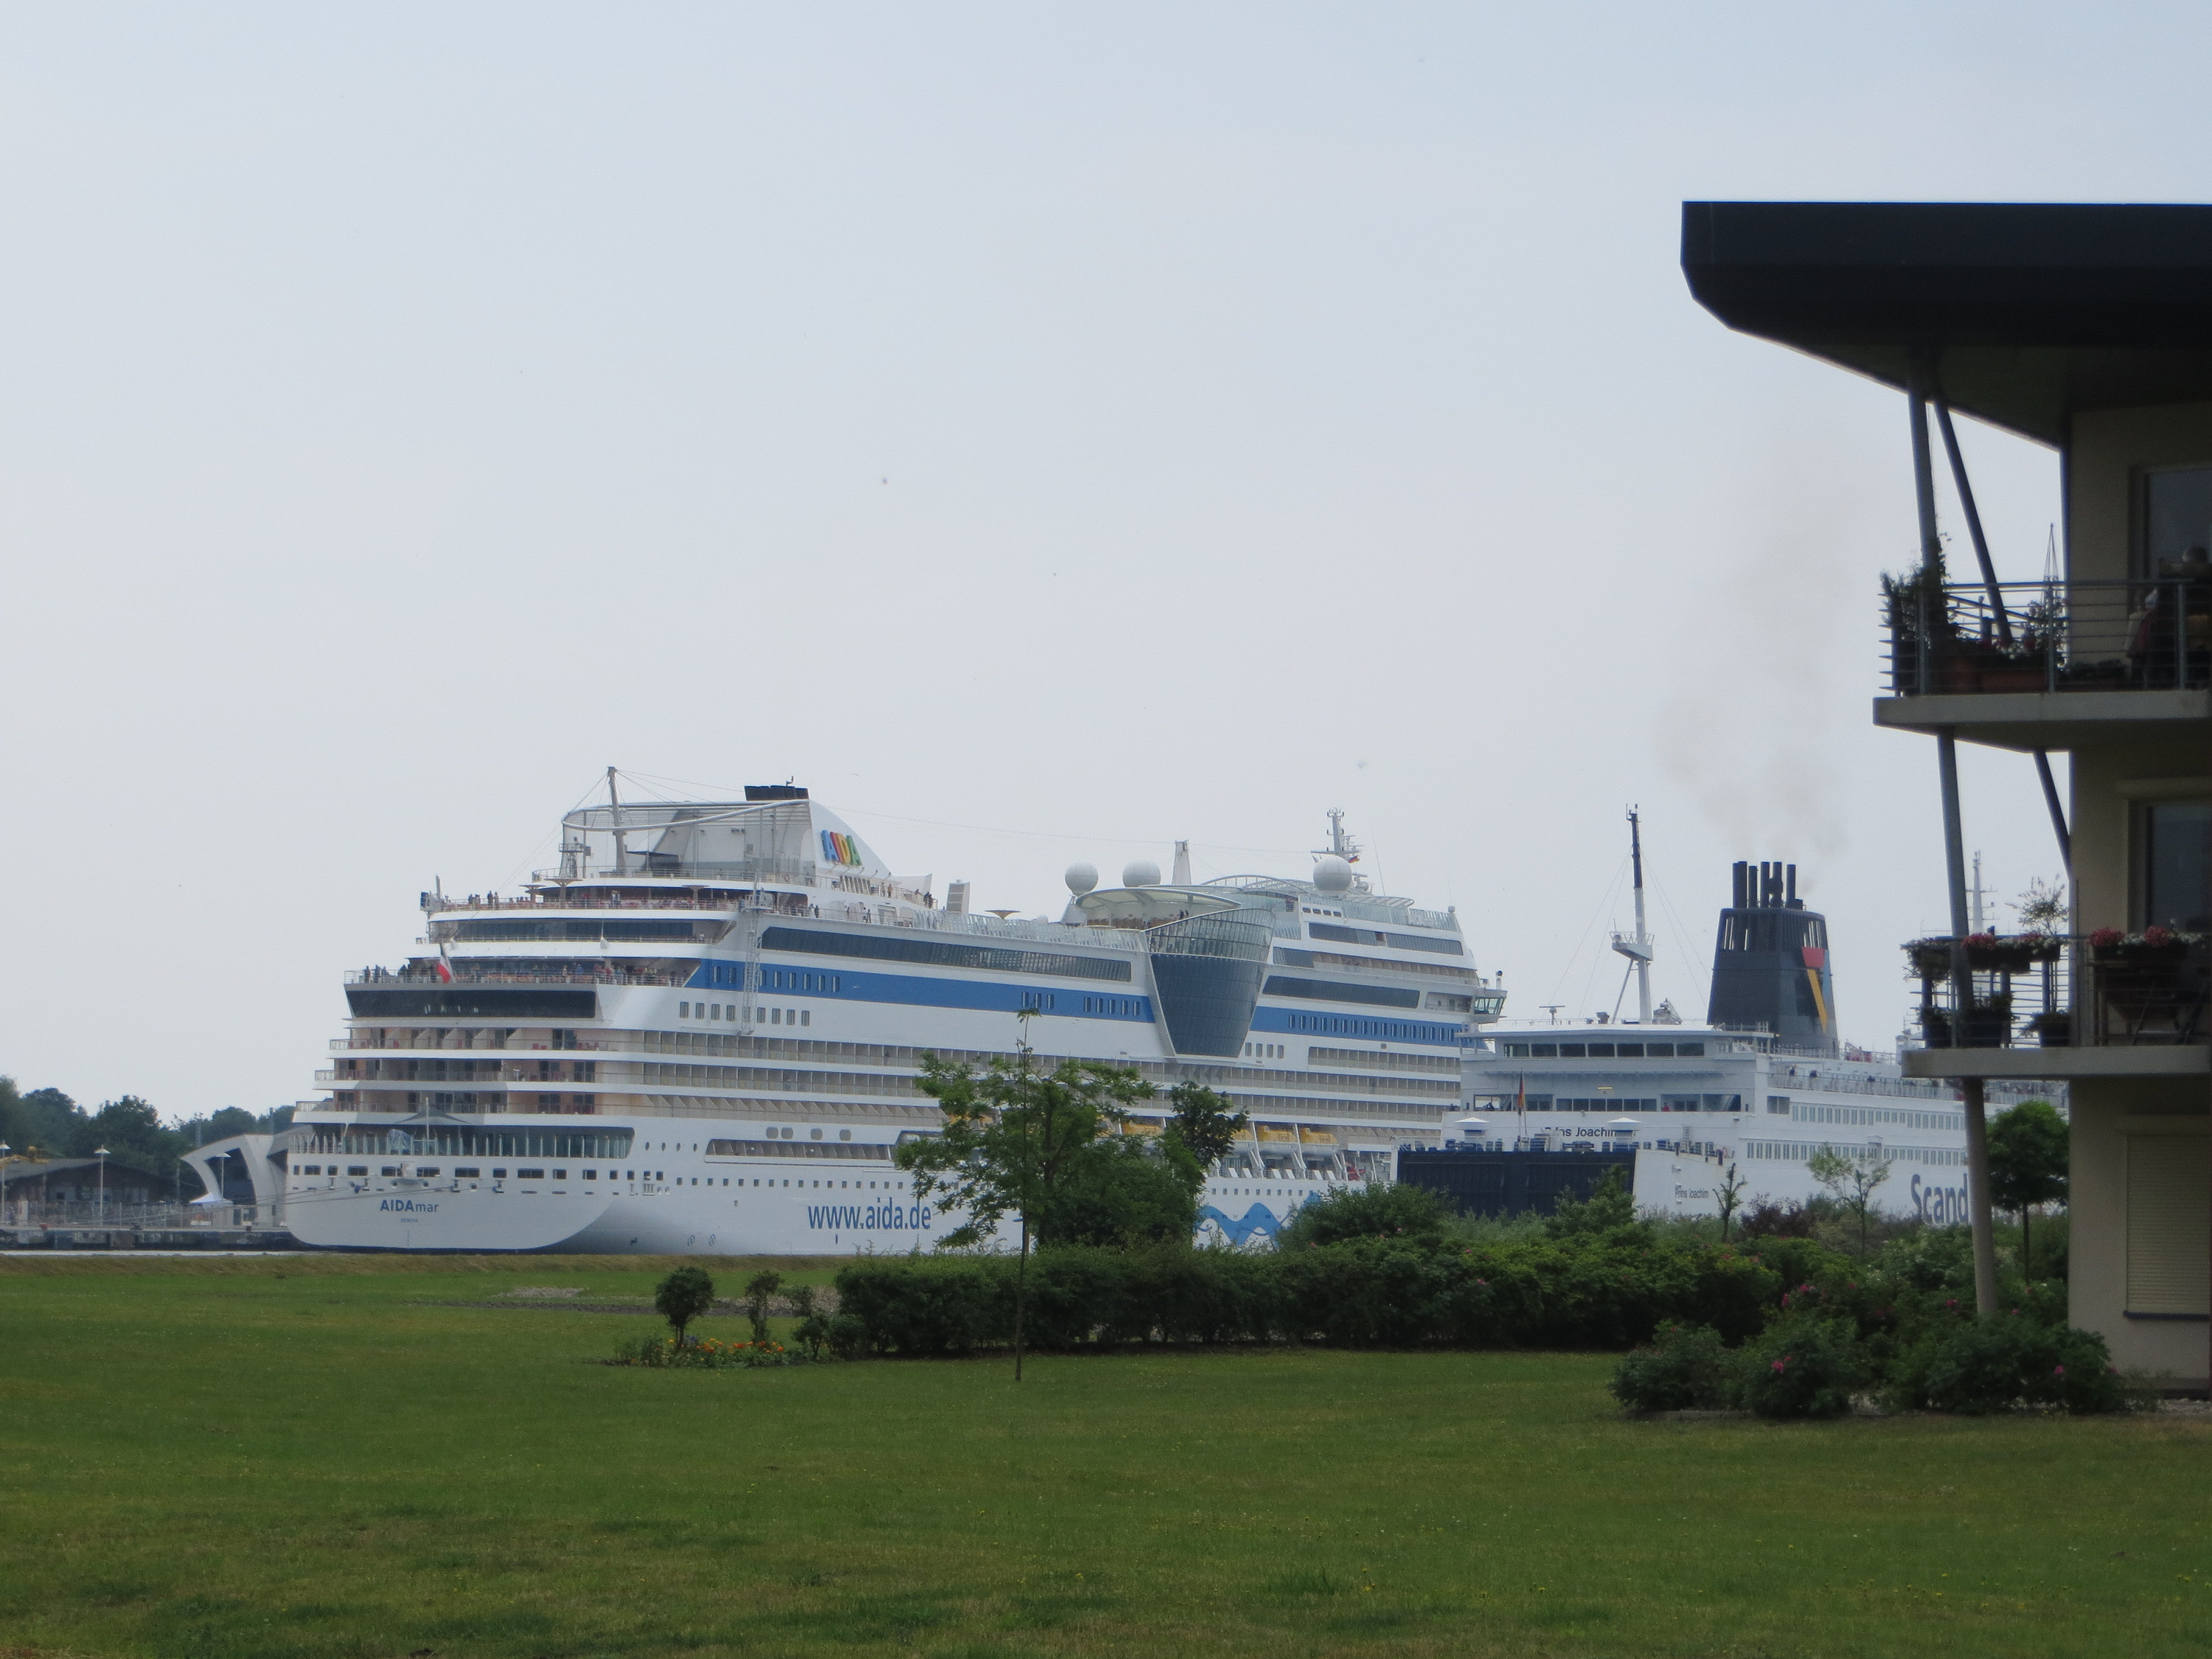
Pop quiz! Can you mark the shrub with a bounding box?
[831,1236,1781,1355]
[1610,1322,1735,1411]
[1277,1182,1447,1249]
[1733,1316,1870,1419]
[823,1311,869,1360]
[1885,1316,2129,1414]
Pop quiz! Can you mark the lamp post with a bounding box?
[94,1145,109,1222]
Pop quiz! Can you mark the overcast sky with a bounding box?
[6,2,2199,1117]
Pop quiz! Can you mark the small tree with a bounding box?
[653,1265,715,1346]
[1546,1166,1641,1239]
[1714,1161,1747,1242]
[897,1040,1152,1380]
[1807,1146,1891,1254]
[742,1270,784,1344]
[1988,1099,2068,1278]
[1164,1081,1249,1173]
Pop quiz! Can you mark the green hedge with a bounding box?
[832,1237,1781,1354]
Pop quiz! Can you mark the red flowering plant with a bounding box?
[2088,925,2202,957]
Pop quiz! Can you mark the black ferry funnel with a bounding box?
[1708,858,1835,1055]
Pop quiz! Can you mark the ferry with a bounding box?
[1436,815,2051,1224]
[189,778,1502,1253]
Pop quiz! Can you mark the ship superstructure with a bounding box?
[254,781,1503,1253]
[1459,843,2049,1222]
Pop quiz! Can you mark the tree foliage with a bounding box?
[653,1266,715,1344]
[896,1044,1157,1377]
[1546,1166,1642,1240]
[1807,1146,1891,1254]
[0,1077,293,1188]
[1988,1099,2068,1277]
[742,1270,784,1343]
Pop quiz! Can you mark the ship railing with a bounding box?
[344,969,686,987]
[1906,933,2209,1048]
[524,857,821,888]
[1884,574,2212,696]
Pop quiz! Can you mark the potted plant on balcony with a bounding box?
[1962,931,2062,973]
[1904,937,1958,978]
[2088,925,2192,961]
[2089,927,2209,1045]
[1882,552,1961,696]
[1917,993,2013,1049]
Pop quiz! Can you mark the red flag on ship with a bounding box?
[434,945,455,984]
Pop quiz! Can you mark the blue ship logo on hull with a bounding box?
[1197,1203,1288,1247]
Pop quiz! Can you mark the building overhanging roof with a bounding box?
[1681,201,2212,446]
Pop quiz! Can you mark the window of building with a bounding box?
[2126,1135,2211,1315]
[2142,799,2212,932]
[2140,465,2212,576]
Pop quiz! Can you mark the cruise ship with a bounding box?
[192,780,1503,1253]
[1440,823,2048,1224]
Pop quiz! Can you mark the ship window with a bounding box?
[347,1166,367,1176]
[1585,1043,1613,1057]
[1767,1096,1792,1116]
[583,1169,596,1179]
[1674,1042,1705,1057]
[1557,1044,1585,1057]
[801,1010,811,1026]
[679,1002,689,1018]
[519,1167,545,1179]
[710,1004,720,1020]
[554,1169,567,1179]
[1644,1043,1672,1057]
[456,1166,480,1178]
[380,1166,400,1176]
[493,1167,509,1178]
[771,1008,782,1024]
[416,1166,441,1176]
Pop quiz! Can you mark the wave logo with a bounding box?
[1196,1203,1287,1248]
[806,1201,932,1231]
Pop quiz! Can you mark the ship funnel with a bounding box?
[1710,859,1834,1055]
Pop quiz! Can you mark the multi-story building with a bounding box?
[1685,202,2212,1385]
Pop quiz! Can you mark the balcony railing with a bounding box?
[1883,574,2212,696]
[1907,933,2209,1048]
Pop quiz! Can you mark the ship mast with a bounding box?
[1610,807,1655,1026]
[607,765,628,877]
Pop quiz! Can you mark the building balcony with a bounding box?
[1875,576,2212,751]
[1900,933,2210,1079]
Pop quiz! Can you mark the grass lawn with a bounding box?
[1,1254,2206,1658]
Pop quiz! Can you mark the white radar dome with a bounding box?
[1312,855,1354,893]
[1064,862,1099,896]
[1121,858,1161,888]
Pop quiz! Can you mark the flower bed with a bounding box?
[611,1334,795,1369]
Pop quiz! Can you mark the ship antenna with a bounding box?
[1610,807,1655,1026]
[607,766,627,877]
